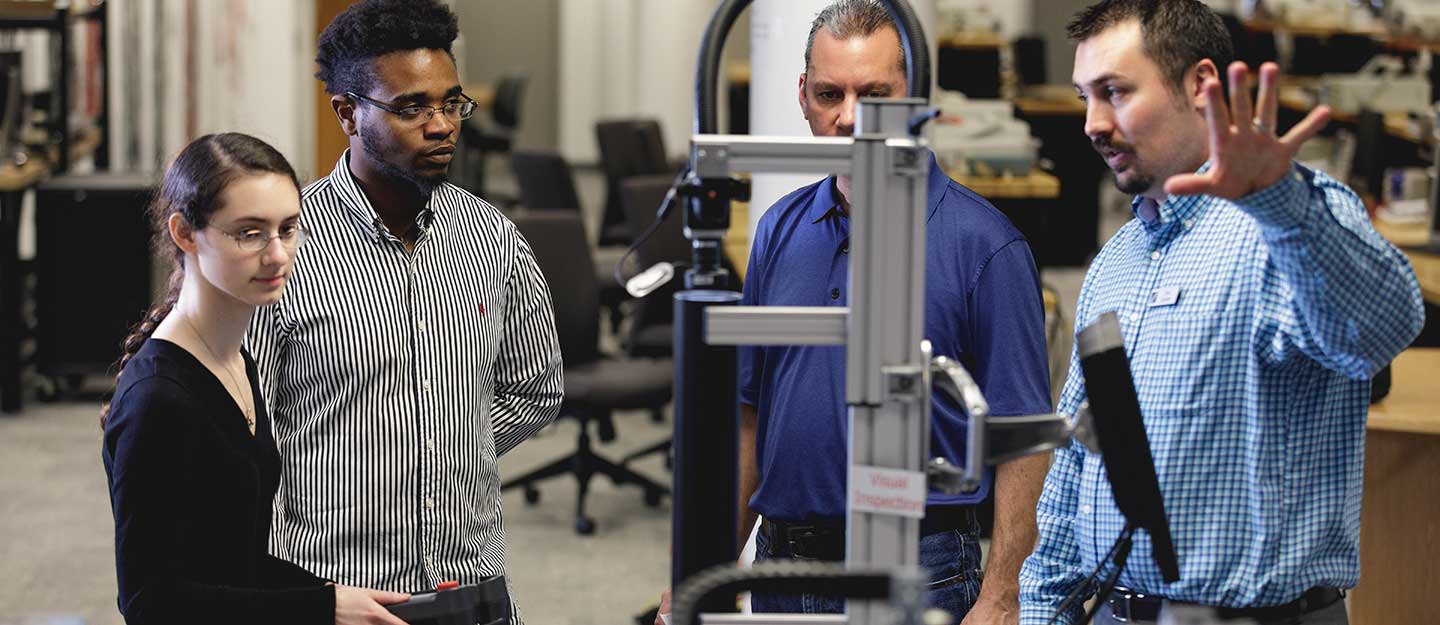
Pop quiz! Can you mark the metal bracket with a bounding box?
[889,143,924,177]
[882,365,925,402]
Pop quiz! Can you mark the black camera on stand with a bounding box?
[675,175,749,290]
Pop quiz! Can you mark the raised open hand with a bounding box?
[1164,62,1331,199]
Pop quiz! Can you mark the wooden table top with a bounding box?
[0,158,48,192]
[1369,348,1440,435]
[1373,218,1440,305]
[947,169,1060,199]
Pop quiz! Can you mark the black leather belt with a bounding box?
[761,505,975,561]
[1105,585,1343,623]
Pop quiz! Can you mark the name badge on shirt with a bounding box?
[1149,286,1180,308]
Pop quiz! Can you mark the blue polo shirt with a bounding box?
[739,153,1052,520]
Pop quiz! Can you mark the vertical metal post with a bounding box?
[672,289,745,615]
[0,189,22,412]
[846,98,932,625]
[56,6,70,173]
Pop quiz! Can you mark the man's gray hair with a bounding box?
[803,0,907,74]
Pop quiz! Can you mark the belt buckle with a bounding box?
[1110,587,1138,623]
[783,523,813,556]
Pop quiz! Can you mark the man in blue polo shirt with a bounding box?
[735,1,1053,622]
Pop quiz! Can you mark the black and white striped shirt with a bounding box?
[247,152,563,621]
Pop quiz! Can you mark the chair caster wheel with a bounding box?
[575,516,596,535]
[644,489,663,507]
[524,487,541,505]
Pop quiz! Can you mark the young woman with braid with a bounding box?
[100,133,411,625]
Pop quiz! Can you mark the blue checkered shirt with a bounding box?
[1018,163,1425,625]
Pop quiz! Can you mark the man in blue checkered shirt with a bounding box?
[1018,1,1426,624]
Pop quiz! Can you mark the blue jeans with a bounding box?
[751,514,984,619]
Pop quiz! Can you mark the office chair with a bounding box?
[510,149,630,336]
[460,75,527,203]
[510,149,584,211]
[502,211,673,535]
[595,119,673,247]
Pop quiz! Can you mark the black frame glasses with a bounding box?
[346,91,478,126]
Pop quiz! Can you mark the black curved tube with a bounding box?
[883,0,931,99]
[693,0,932,135]
[693,0,751,136]
[672,561,894,625]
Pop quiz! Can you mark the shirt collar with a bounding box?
[328,149,440,244]
[808,151,947,226]
[1129,160,1213,240]
[809,176,845,224]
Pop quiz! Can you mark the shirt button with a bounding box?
[426,497,435,509]
[417,319,426,332]
[1150,250,1161,261]
[1183,219,1193,229]
[423,379,432,391]
[1129,312,1139,322]
[426,438,436,451]
[840,242,849,254]
[424,555,433,565]
[1082,505,1093,515]
[830,288,841,300]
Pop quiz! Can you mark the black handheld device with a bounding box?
[386,576,510,625]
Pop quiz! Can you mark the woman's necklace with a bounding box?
[180,314,255,433]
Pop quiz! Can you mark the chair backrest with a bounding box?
[596,119,672,241]
[511,150,583,211]
[595,119,670,181]
[620,175,690,267]
[492,75,527,130]
[510,211,601,366]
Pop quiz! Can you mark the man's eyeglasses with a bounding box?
[216,224,308,254]
[346,91,478,126]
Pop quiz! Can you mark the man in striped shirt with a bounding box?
[246,1,563,622]
[1019,2,1425,624]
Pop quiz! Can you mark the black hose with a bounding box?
[672,561,894,625]
[693,0,752,135]
[880,0,931,99]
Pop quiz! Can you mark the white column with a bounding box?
[191,0,316,180]
[559,0,634,164]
